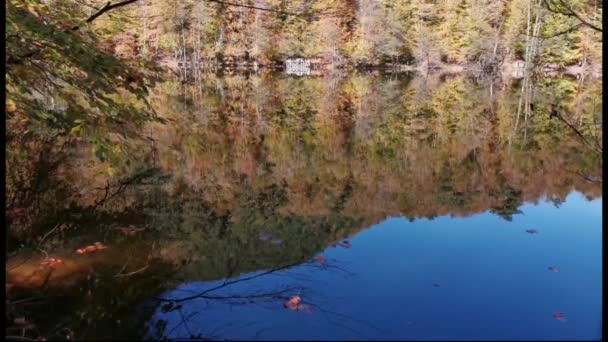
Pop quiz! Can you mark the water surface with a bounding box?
[6,73,602,340]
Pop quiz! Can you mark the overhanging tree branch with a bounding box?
[205,0,304,17]
[542,0,602,32]
[521,23,583,39]
[72,0,139,31]
[70,0,313,31]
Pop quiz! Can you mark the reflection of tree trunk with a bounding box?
[491,19,504,62]
[511,78,525,146]
[529,0,543,67]
[141,0,148,57]
[524,0,532,67]
[524,0,543,68]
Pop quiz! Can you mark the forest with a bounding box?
[7,0,603,71]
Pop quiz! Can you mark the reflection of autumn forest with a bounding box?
[8,74,601,254]
[145,74,602,222]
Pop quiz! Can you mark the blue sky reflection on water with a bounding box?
[149,191,602,340]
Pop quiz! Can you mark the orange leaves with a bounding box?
[39,257,63,269]
[94,241,108,250]
[285,295,301,309]
[284,295,313,313]
[76,242,107,254]
[314,255,327,264]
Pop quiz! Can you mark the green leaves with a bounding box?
[6,0,163,162]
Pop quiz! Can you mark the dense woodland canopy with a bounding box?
[7,0,603,69]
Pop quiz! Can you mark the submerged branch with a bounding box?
[155,261,300,303]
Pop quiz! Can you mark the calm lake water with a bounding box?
[6,72,602,340]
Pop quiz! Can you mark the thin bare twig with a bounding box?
[115,265,149,277]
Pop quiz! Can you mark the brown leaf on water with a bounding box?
[338,240,352,248]
[39,257,64,268]
[552,312,567,322]
[76,242,108,254]
[284,295,313,313]
[94,242,107,250]
[284,295,301,310]
[314,255,327,263]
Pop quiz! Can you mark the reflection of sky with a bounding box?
[147,192,602,340]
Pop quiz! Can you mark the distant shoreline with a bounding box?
[160,58,602,79]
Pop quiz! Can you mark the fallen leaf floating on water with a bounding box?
[94,241,107,250]
[39,257,64,268]
[284,295,301,310]
[338,240,352,248]
[284,295,313,313]
[552,312,567,322]
[548,266,559,272]
[525,229,539,234]
[314,255,327,263]
[76,242,107,254]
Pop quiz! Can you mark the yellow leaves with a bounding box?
[71,119,84,135]
[112,143,122,153]
[6,99,17,113]
[76,242,107,254]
